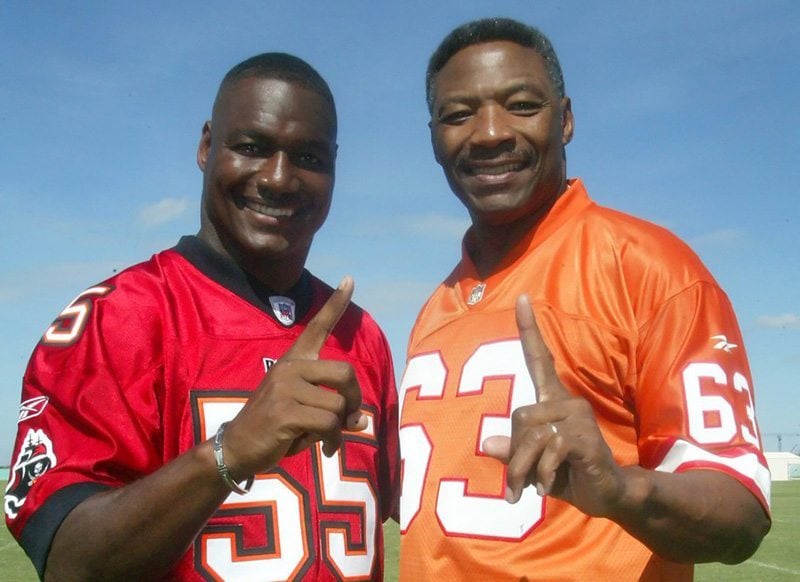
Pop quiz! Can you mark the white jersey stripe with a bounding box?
[655,439,771,508]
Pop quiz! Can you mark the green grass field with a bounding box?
[1,481,797,580]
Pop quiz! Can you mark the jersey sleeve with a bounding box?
[374,328,400,522]
[635,280,770,510]
[4,282,165,574]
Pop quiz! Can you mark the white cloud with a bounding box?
[351,213,469,239]
[0,260,124,304]
[357,280,437,314]
[756,314,800,330]
[611,71,688,118]
[402,213,470,239]
[0,286,22,302]
[138,197,190,228]
[689,228,743,248]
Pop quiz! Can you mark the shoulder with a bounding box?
[104,247,190,292]
[564,193,734,332]
[581,201,688,252]
[36,248,191,351]
[79,249,190,318]
[579,200,717,287]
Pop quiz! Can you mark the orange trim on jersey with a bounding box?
[194,395,249,442]
[199,473,311,580]
[344,408,377,441]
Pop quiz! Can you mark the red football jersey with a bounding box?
[5,236,399,581]
[398,180,769,580]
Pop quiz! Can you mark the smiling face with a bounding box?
[197,77,336,283]
[430,41,573,229]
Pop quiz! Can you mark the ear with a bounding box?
[197,121,212,171]
[561,97,574,146]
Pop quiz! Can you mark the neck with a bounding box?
[196,229,308,294]
[239,255,306,294]
[467,192,562,279]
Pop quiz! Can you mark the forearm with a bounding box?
[609,467,770,564]
[45,439,231,581]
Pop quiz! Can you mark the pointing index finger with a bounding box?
[287,276,354,360]
[516,294,570,403]
[283,276,364,427]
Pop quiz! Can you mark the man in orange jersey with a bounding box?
[398,17,771,580]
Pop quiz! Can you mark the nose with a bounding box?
[470,104,514,149]
[256,151,300,194]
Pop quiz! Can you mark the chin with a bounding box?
[226,232,284,257]
[466,194,526,216]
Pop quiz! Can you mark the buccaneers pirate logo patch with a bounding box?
[4,428,57,519]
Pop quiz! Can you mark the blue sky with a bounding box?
[1,1,798,463]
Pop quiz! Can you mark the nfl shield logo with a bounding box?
[269,296,296,326]
[467,282,486,306]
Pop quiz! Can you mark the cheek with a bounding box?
[432,130,460,164]
[303,173,334,202]
[533,117,563,147]
[212,155,253,183]
[315,192,333,219]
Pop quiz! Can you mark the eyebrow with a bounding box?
[232,130,334,152]
[499,81,544,96]
[435,80,550,116]
[438,79,548,104]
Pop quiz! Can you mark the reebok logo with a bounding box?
[18,396,49,423]
[711,335,738,352]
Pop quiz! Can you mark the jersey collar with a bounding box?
[173,235,313,326]
[456,178,594,307]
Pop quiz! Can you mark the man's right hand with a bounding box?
[482,294,623,517]
[221,276,365,481]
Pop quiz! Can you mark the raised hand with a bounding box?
[482,294,624,518]
[221,276,365,481]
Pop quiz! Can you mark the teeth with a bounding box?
[469,162,524,175]
[243,198,295,218]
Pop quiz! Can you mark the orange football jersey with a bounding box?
[398,179,770,581]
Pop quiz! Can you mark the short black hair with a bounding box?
[216,52,336,124]
[426,18,565,113]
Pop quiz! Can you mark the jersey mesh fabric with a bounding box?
[5,238,399,581]
[398,179,769,581]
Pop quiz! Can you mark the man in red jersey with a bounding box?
[398,18,770,580]
[5,53,398,581]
